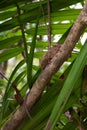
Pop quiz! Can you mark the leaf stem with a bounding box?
[15,2,30,87]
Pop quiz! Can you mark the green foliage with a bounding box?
[0,0,87,130]
[0,47,23,63]
[47,40,87,130]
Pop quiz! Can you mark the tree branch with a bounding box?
[2,1,87,130]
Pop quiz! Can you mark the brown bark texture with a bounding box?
[2,1,87,130]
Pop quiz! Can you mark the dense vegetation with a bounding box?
[0,0,87,130]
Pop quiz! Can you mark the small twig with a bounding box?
[0,71,32,119]
[0,71,8,81]
[40,0,51,48]
[47,0,51,49]
[0,72,23,104]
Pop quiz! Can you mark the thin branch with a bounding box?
[47,0,51,48]
[0,72,8,81]
[40,0,51,48]
[0,72,24,105]
[2,1,87,130]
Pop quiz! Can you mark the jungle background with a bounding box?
[0,0,87,130]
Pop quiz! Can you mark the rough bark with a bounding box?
[2,1,87,130]
[40,44,62,69]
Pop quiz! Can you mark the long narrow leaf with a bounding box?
[0,36,21,50]
[0,47,23,63]
[45,41,87,130]
[0,60,25,125]
[17,62,81,130]
[28,11,40,88]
